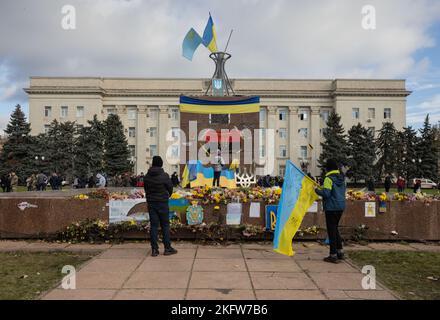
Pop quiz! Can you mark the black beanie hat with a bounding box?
[326,159,339,172]
[152,156,163,168]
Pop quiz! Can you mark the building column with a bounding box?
[136,106,148,174]
[266,106,277,176]
[288,106,299,166]
[158,105,170,172]
[310,106,321,177]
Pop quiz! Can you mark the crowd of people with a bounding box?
[0,172,19,192]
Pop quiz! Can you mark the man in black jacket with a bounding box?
[144,156,178,257]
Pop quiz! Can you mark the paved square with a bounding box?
[0,241,407,300]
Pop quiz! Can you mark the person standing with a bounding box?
[212,151,225,188]
[384,173,393,193]
[144,156,177,257]
[367,176,375,192]
[96,173,106,189]
[36,172,48,191]
[397,176,405,193]
[49,173,59,190]
[315,159,346,264]
[171,172,180,187]
[10,172,18,192]
[26,174,36,191]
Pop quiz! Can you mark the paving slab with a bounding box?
[250,272,317,290]
[97,248,148,259]
[78,258,142,273]
[246,259,302,272]
[124,271,190,289]
[243,249,292,260]
[189,272,252,289]
[308,272,384,291]
[255,289,326,300]
[137,258,193,272]
[186,289,255,300]
[42,289,117,300]
[71,272,131,289]
[193,258,246,272]
[196,248,243,259]
[114,289,186,300]
[297,260,359,273]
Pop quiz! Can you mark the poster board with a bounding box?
[109,199,149,224]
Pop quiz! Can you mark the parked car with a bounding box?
[412,178,438,189]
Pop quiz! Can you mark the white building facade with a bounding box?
[25,77,410,177]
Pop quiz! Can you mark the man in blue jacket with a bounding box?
[315,159,346,263]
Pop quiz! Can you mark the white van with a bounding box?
[412,179,438,189]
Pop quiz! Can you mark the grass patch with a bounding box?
[0,251,95,300]
[348,250,440,300]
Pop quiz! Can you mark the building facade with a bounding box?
[25,77,410,177]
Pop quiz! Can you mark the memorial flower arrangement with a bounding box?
[58,218,149,243]
[74,194,89,200]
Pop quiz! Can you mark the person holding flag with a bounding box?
[314,159,347,263]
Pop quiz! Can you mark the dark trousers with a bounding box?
[325,211,343,255]
[213,171,221,187]
[148,201,171,250]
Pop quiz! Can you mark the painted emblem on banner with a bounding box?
[186,201,204,225]
[379,201,387,214]
[265,205,278,231]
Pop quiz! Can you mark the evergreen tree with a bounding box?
[73,115,105,178]
[417,115,438,180]
[395,127,419,184]
[347,123,376,183]
[45,120,76,179]
[375,122,398,178]
[318,112,348,175]
[103,114,132,177]
[0,105,34,180]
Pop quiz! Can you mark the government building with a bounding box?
[25,77,410,177]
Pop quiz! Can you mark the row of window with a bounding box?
[127,127,180,139]
[259,107,392,122]
[45,106,84,118]
[43,106,180,121]
[352,108,391,120]
[259,145,309,159]
[128,145,180,159]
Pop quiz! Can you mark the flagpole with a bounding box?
[224,29,234,52]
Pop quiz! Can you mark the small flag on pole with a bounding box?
[202,13,218,53]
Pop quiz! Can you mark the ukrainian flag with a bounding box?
[220,169,236,189]
[185,161,214,188]
[273,161,319,256]
[202,14,218,53]
[180,96,260,114]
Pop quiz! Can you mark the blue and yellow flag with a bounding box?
[182,28,203,61]
[202,14,218,53]
[220,169,237,189]
[273,161,319,256]
[180,95,260,114]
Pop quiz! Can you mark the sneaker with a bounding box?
[151,248,159,257]
[164,247,178,256]
[323,255,339,264]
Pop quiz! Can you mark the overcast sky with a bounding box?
[1,0,440,133]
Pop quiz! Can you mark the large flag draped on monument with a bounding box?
[181,160,236,188]
[180,96,260,114]
[273,161,319,256]
[202,14,218,53]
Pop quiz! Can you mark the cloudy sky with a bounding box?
[1,0,440,133]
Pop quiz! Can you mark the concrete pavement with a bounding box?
[1,240,439,300]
